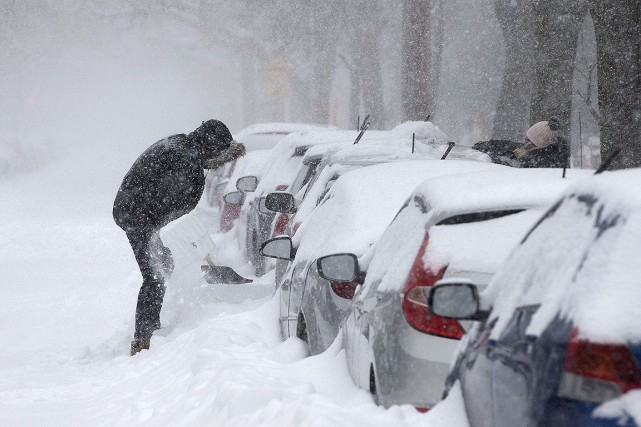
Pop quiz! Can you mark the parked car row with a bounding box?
[206,122,641,425]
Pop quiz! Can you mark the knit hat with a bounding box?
[526,117,560,148]
[193,119,233,145]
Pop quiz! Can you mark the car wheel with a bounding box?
[296,311,308,345]
[370,364,379,404]
[250,232,265,277]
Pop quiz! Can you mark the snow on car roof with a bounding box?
[291,159,503,263]
[303,126,490,167]
[235,123,332,152]
[414,168,594,221]
[482,168,641,344]
[252,130,348,196]
[221,149,271,194]
[235,122,330,138]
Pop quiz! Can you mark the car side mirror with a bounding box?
[223,191,245,205]
[427,280,488,321]
[265,192,296,213]
[236,176,258,192]
[215,182,228,194]
[317,253,365,284]
[260,236,295,261]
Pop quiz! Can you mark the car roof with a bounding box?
[235,123,332,151]
[235,122,330,137]
[291,159,503,262]
[482,168,641,343]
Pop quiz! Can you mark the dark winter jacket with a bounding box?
[473,138,570,169]
[113,133,230,231]
[520,136,570,169]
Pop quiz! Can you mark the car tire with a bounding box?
[250,232,265,277]
[296,311,308,345]
[370,364,379,404]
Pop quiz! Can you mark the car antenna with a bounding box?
[357,115,360,131]
[353,114,370,144]
[441,141,456,160]
[594,147,621,174]
[412,133,415,153]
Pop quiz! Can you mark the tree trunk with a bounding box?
[530,0,588,139]
[308,1,339,125]
[590,0,641,169]
[352,0,385,129]
[492,0,535,142]
[401,0,433,121]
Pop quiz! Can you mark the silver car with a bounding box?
[325,168,593,410]
[261,160,505,354]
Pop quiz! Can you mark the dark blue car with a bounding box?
[428,169,641,426]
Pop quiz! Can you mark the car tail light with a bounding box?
[276,184,288,191]
[558,329,641,403]
[401,233,464,339]
[272,213,289,237]
[330,281,358,299]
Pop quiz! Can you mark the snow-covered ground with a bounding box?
[0,132,469,425]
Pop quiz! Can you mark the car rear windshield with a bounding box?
[436,209,525,226]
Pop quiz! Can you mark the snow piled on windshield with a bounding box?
[425,209,545,275]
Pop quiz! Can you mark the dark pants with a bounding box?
[126,227,174,341]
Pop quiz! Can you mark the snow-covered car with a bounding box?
[217,149,270,232]
[235,122,330,151]
[260,160,503,355]
[264,122,492,287]
[243,130,346,275]
[430,168,641,427]
[324,167,592,411]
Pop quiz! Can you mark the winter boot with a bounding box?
[130,339,150,356]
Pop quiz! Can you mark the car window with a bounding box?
[436,209,525,226]
[290,164,311,196]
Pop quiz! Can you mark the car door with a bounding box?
[284,261,309,338]
[351,279,382,388]
[490,305,574,427]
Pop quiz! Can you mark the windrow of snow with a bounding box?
[483,169,641,344]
